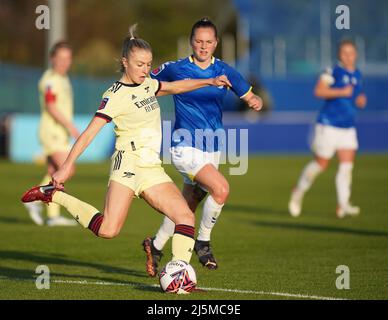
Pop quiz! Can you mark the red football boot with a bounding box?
[21,183,58,204]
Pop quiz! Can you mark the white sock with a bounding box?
[153,216,175,251]
[336,162,353,208]
[197,195,224,242]
[296,160,323,193]
[24,201,42,214]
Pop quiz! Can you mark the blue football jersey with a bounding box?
[151,56,251,151]
[317,64,363,128]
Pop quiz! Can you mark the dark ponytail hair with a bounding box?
[120,24,152,72]
[190,17,218,42]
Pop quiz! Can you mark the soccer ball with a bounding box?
[159,260,197,294]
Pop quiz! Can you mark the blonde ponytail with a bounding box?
[128,23,138,40]
[119,23,152,72]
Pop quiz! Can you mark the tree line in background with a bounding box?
[0,0,232,76]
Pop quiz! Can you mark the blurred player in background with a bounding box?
[289,40,367,218]
[22,25,232,267]
[142,18,262,277]
[23,41,79,226]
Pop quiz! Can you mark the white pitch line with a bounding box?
[52,278,345,300]
[0,276,346,300]
[199,286,345,300]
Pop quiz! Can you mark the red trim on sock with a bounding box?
[176,226,194,234]
[88,213,103,236]
[174,224,195,239]
[175,225,192,231]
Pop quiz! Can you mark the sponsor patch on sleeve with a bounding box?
[151,64,165,76]
[98,97,109,110]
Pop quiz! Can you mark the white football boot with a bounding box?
[288,188,304,217]
[336,203,360,219]
[23,201,44,225]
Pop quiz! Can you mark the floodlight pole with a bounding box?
[46,0,67,67]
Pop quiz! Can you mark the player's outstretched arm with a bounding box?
[314,78,353,99]
[156,75,232,96]
[241,91,263,111]
[52,117,106,188]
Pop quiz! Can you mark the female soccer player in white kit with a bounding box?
[289,40,367,218]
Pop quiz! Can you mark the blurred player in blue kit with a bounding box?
[289,40,367,218]
[143,18,262,277]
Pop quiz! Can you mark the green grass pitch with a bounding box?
[1,154,387,300]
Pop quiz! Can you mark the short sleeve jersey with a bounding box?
[95,77,162,161]
[151,56,251,151]
[38,69,74,138]
[317,64,363,128]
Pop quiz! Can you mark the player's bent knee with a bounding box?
[212,183,230,204]
[318,162,329,171]
[315,158,329,171]
[98,228,120,239]
[98,222,122,239]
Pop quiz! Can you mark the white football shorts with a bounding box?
[170,146,222,186]
[311,124,358,159]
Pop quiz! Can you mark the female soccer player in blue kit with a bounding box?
[142,18,262,277]
[288,40,367,218]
